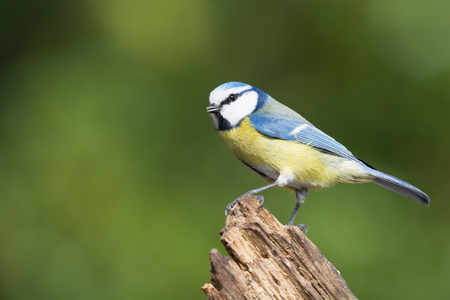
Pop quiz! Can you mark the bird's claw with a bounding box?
[254,195,264,208]
[224,197,241,216]
[296,224,309,234]
[224,200,237,216]
[224,193,265,216]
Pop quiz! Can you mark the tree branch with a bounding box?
[201,195,357,300]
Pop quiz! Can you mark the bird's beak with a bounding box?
[206,104,220,113]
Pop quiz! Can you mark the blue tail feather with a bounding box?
[367,169,430,206]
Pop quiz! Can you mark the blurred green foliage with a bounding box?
[1,0,449,299]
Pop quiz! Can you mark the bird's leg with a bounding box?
[225,181,279,216]
[288,188,309,233]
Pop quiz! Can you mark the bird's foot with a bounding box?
[296,224,309,234]
[254,195,264,208]
[224,193,264,216]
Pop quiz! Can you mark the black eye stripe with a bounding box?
[219,88,252,107]
[222,93,238,106]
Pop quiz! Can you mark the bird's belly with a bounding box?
[219,118,356,189]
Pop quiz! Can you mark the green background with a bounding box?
[1,0,449,299]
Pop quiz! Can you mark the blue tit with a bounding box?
[206,81,430,228]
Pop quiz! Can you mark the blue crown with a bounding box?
[217,81,250,90]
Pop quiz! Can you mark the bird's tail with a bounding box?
[366,168,430,206]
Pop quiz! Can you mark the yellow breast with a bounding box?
[219,118,370,189]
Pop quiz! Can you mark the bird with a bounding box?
[206,81,430,230]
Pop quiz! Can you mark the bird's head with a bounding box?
[207,82,266,131]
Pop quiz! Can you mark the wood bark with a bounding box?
[201,195,357,300]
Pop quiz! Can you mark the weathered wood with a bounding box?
[201,195,357,300]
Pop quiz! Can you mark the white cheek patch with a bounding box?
[209,85,252,105]
[221,90,258,127]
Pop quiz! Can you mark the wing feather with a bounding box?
[249,97,357,161]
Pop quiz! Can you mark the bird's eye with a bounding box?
[228,94,237,102]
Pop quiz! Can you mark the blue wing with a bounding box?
[249,96,358,162]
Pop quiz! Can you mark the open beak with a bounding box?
[206,104,220,113]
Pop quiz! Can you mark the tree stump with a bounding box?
[201,195,357,300]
